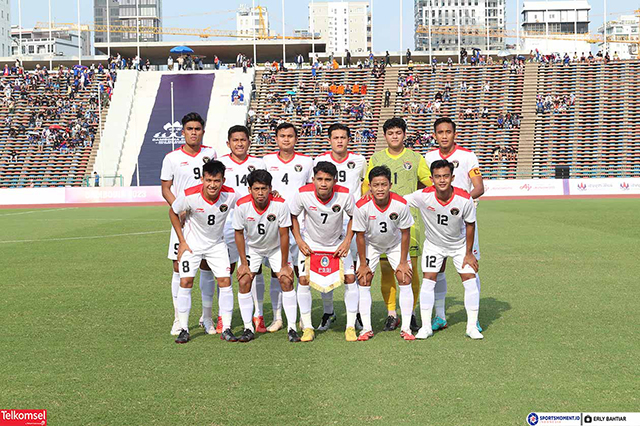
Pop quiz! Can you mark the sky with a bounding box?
[9,0,633,52]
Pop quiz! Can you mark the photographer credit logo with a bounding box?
[527,412,539,425]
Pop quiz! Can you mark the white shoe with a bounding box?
[198,315,204,328]
[466,327,484,340]
[267,319,283,333]
[415,326,433,339]
[203,318,217,335]
[170,319,181,336]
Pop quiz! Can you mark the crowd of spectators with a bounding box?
[496,113,521,129]
[536,93,576,114]
[492,145,518,161]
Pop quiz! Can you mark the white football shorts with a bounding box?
[178,242,231,279]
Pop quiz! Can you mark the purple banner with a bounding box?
[132,74,215,186]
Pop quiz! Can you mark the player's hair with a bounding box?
[430,159,454,175]
[383,117,406,134]
[181,112,205,128]
[327,122,351,139]
[203,160,226,178]
[228,125,250,140]
[368,165,392,183]
[275,122,298,137]
[313,161,338,178]
[247,169,272,187]
[433,117,457,133]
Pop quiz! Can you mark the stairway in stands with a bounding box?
[516,63,538,179]
[375,66,400,151]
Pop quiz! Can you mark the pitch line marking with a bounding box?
[0,207,77,217]
[0,230,168,244]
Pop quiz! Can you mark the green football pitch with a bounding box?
[1,199,639,425]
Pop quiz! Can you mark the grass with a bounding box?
[1,199,639,425]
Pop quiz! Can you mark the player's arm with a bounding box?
[470,174,485,200]
[334,218,353,258]
[234,229,251,280]
[396,227,413,284]
[416,157,432,189]
[277,226,294,280]
[291,214,313,256]
[462,221,478,272]
[161,180,175,205]
[169,200,191,260]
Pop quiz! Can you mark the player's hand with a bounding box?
[277,264,294,281]
[356,264,373,284]
[298,240,313,257]
[179,211,187,227]
[395,261,413,285]
[237,263,251,280]
[333,240,350,258]
[473,199,479,209]
[462,254,479,273]
[177,242,192,261]
[271,190,281,198]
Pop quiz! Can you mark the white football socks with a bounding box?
[282,290,298,331]
[343,283,359,328]
[171,272,180,320]
[270,277,283,321]
[321,290,335,314]
[177,286,192,331]
[358,285,372,331]
[199,270,215,323]
[398,284,414,332]
[420,278,437,327]
[297,284,313,329]
[218,286,234,330]
[476,273,481,294]
[462,278,480,329]
[238,291,254,331]
[434,272,447,319]
[252,274,265,317]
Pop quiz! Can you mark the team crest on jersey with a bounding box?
[403,161,413,170]
[202,157,211,164]
[347,161,356,169]
[451,160,460,168]
[332,205,341,213]
[450,208,460,216]
[294,164,303,172]
[267,214,276,222]
[389,212,399,221]
[320,256,330,267]
[219,204,229,212]
[248,165,256,172]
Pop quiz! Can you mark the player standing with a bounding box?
[263,123,314,332]
[353,166,416,341]
[218,125,268,333]
[160,112,217,336]
[169,160,237,343]
[405,159,483,340]
[233,170,300,343]
[313,123,366,331]
[290,162,358,342]
[424,117,484,332]
[362,117,432,331]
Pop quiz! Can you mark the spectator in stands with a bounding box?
[384,89,391,108]
[385,51,391,67]
[346,50,351,68]
[406,48,412,63]
[94,171,100,187]
[167,56,174,71]
[8,149,18,163]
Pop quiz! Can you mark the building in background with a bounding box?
[236,4,270,39]
[598,14,639,59]
[521,0,591,55]
[414,0,506,53]
[0,0,10,57]
[309,1,371,54]
[11,26,91,57]
[93,0,163,46]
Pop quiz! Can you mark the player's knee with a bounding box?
[423,272,438,281]
[280,276,294,291]
[180,278,194,288]
[345,274,356,284]
[460,273,476,282]
[298,277,309,286]
[217,277,231,288]
[172,261,179,273]
[238,277,252,294]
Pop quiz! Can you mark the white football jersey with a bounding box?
[424,145,481,193]
[290,184,355,247]
[314,151,367,199]
[160,145,218,195]
[232,194,291,254]
[171,184,236,253]
[218,154,266,198]
[405,186,476,250]
[352,193,414,251]
[263,152,314,208]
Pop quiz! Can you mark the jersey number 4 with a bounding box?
[281,173,289,185]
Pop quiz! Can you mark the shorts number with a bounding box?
[258,224,266,235]
[173,243,179,255]
[379,221,388,233]
[193,167,201,179]
[320,212,328,224]
[338,170,346,182]
[437,214,448,226]
[281,173,289,185]
[246,254,251,266]
[236,174,248,186]
[182,260,190,273]
[424,256,437,268]
[208,215,215,225]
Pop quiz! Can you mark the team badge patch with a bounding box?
[248,165,256,172]
[403,161,413,170]
[267,214,276,222]
[202,157,211,164]
[389,212,399,221]
[451,160,460,168]
[219,204,229,212]
[450,208,460,216]
[332,204,341,213]
[294,164,303,172]
[347,161,356,169]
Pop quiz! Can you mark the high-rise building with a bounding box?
[309,1,371,54]
[414,0,506,52]
[0,0,11,57]
[11,26,91,57]
[94,0,163,46]
[598,14,638,59]
[521,1,590,55]
[236,5,270,40]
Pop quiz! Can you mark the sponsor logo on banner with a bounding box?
[152,121,183,145]
[483,179,565,197]
[577,182,587,191]
[620,182,629,191]
[527,413,539,425]
[0,409,47,426]
[568,178,640,195]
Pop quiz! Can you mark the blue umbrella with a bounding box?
[170,46,194,54]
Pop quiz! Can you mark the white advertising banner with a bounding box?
[568,178,640,195]
[483,179,565,197]
[0,187,65,206]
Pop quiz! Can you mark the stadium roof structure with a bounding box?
[521,1,591,11]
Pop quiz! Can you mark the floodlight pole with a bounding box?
[252,0,257,64]
[107,0,111,58]
[311,0,315,57]
[136,0,140,61]
[48,0,53,70]
[77,0,82,65]
[18,0,22,60]
[171,82,175,152]
[282,0,286,66]
[399,0,403,65]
